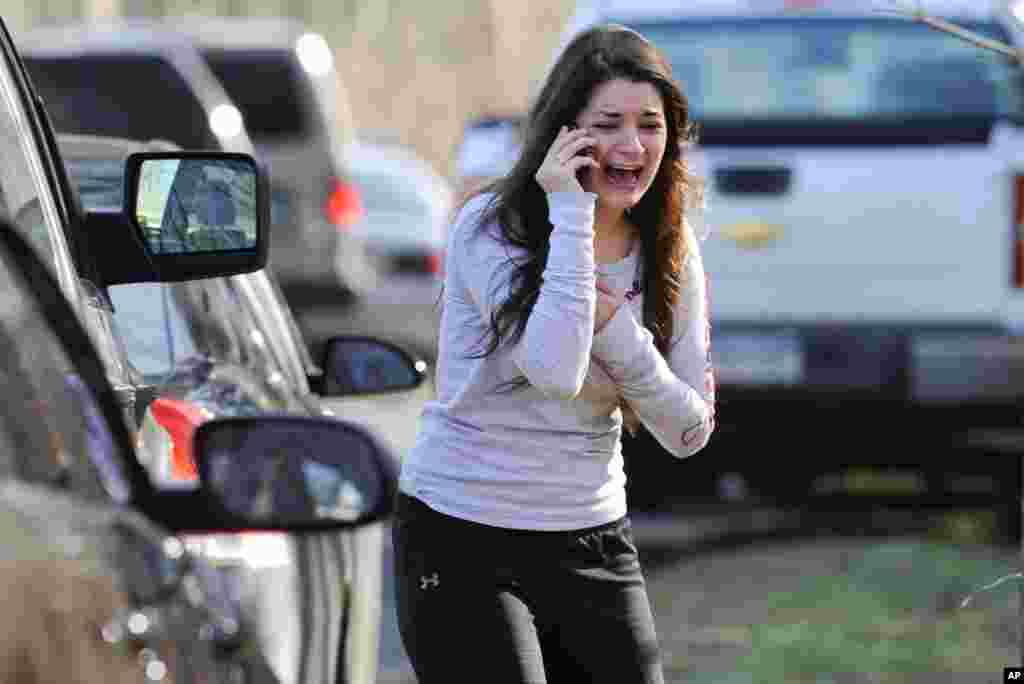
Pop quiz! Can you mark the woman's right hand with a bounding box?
[595,277,623,333]
[535,126,598,194]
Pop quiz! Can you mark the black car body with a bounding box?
[0,207,405,682]
[0,14,420,684]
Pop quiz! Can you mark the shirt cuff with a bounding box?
[547,191,597,231]
[547,192,597,271]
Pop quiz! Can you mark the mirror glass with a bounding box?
[197,417,391,526]
[323,338,424,396]
[136,157,258,255]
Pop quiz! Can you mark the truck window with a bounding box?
[633,17,1021,123]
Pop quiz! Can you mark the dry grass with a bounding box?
[646,537,1020,683]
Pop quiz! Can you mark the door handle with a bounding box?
[714,166,792,196]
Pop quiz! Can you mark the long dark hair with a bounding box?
[468,24,699,363]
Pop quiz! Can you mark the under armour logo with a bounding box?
[419,573,440,590]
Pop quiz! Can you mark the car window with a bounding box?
[632,17,1021,121]
[108,283,200,384]
[0,244,131,504]
[201,49,313,141]
[108,276,290,387]
[196,275,292,383]
[23,55,219,150]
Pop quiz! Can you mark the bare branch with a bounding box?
[876,1,1023,64]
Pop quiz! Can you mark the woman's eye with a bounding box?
[592,123,616,130]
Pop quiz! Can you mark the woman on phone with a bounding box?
[393,24,715,683]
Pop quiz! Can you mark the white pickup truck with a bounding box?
[554,0,1024,514]
[560,0,1024,409]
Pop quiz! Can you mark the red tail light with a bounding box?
[148,398,209,481]
[1014,175,1024,288]
[427,250,444,276]
[325,178,364,229]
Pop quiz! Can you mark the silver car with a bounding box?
[166,16,378,307]
[319,137,452,362]
[60,132,424,684]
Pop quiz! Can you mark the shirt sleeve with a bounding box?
[452,192,598,399]
[589,233,716,458]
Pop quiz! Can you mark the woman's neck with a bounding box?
[593,203,635,264]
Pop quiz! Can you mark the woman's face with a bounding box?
[575,78,668,212]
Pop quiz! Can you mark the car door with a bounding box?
[0,217,278,683]
[0,17,140,429]
[57,131,366,684]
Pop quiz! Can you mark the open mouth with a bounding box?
[605,164,643,187]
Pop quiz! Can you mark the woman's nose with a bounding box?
[615,128,644,155]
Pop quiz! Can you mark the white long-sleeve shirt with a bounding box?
[399,191,715,530]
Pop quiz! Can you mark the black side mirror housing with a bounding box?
[86,151,269,286]
[313,336,427,397]
[174,415,398,533]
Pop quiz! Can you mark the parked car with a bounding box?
[0,12,424,682]
[17,20,249,154]
[556,0,1024,513]
[452,113,524,203]
[0,207,403,683]
[0,11,415,682]
[59,132,425,684]
[18,18,375,310]
[166,16,377,308]
[304,136,452,362]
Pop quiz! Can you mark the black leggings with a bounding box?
[392,493,665,684]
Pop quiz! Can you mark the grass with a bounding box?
[671,539,1019,683]
[749,540,1011,679]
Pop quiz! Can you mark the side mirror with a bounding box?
[193,415,397,530]
[316,336,427,397]
[85,151,270,286]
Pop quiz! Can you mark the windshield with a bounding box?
[631,17,1020,122]
[201,49,314,141]
[107,277,289,388]
[23,55,219,150]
